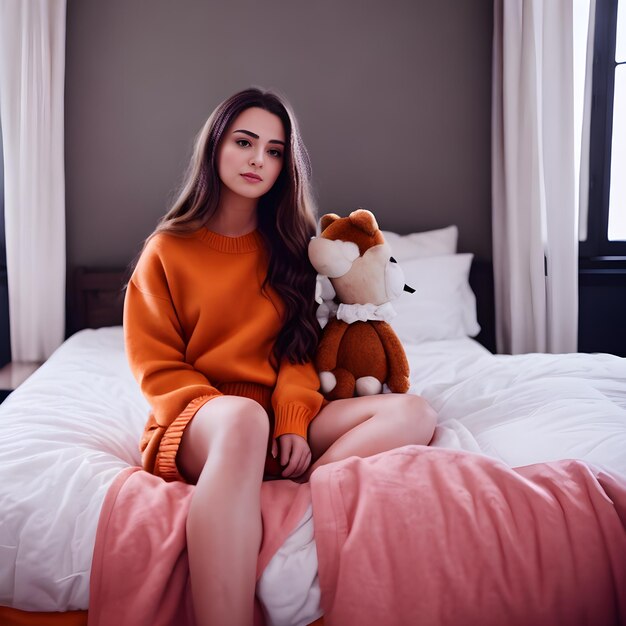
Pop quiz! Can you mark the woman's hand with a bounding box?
[272,434,312,478]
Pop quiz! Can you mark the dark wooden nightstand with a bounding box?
[0,362,42,403]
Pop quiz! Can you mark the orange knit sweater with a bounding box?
[123,227,324,482]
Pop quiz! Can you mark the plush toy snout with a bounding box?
[330,242,404,306]
[386,257,406,300]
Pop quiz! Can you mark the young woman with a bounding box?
[123,86,436,626]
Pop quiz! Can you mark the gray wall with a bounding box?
[65,0,493,270]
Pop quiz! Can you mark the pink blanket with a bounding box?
[310,446,626,626]
[88,466,311,626]
[89,447,626,626]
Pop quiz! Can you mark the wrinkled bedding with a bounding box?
[87,466,318,626]
[311,446,626,626]
[88,447,626,626]
[1,327,625,624]
[407,339,626,473]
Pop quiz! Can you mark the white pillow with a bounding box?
[382,225,458,261]
[390,253,480,344]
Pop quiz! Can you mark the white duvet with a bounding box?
[407,339,626,473]
[0,327,625,617]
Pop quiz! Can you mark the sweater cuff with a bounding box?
[156,393,221,482]
[273,403,313,440]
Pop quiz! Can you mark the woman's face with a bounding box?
[217,107,286,200]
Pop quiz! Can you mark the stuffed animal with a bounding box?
[308,209,413,400]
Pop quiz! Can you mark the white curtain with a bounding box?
[0,0,67,361]
[492,0,579,354]
[576,0,595,242]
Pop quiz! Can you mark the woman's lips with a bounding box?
[241,174,262,183]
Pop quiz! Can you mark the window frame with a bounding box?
[580,0,626,258]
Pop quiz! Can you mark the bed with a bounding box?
[1,225,625,626]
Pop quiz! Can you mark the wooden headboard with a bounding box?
[68,261,496,353]
[68,267,129,337]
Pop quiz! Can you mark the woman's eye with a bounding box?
[236,139,281,158]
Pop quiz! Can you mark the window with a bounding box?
[581,0,626,256]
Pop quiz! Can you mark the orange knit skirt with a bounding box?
[140,381,287,482]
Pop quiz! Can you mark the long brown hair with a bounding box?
[129,87,320,364]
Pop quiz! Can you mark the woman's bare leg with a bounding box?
[176,396,269,626]
[304,393,436,480]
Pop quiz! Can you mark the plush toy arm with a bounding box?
[315,318,350,372]
[371,322,410,393]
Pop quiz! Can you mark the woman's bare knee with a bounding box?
[177,396,269,483]
[401,394,437,443]
[215,409,269,464]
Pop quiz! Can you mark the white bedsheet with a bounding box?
[1,327,625,617]
[0,328,147,611]
[407,338,626,475]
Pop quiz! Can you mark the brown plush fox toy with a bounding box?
[308,209,413,400]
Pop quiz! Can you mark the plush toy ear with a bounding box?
[320,213,341,233]
[349,209,379,236]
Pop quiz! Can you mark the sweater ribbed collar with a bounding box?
[200,227,263,253]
